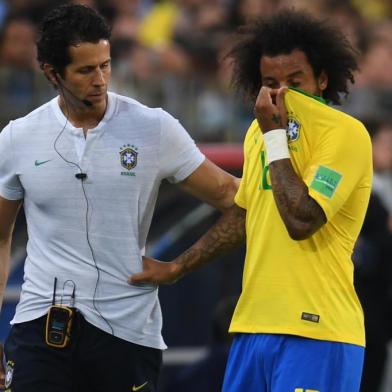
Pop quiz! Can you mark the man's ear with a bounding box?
[43,64,58,86]
[318,70,328,92]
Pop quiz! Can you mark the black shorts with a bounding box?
[3,310,162,392]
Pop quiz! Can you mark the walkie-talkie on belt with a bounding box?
[45,277,75,348]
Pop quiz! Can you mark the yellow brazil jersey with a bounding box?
[230,89,372,347]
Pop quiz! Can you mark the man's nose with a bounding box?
[92,69,105,86]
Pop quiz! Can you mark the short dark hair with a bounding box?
[37,4,111,76]
[227,9,358,105]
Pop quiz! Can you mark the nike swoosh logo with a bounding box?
[35,159,52,166]
[132,381,148,391]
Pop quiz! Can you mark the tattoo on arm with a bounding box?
[271,114,282,127]
[269,160,326,238]
[174,205,246,274]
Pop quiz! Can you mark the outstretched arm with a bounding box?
[177,158,240,212]
[129,203,246,285]
[130,158,245,285]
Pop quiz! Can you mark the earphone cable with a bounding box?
[53,91,114,335]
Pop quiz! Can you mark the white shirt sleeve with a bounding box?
[0,122,24,200]
[158,109,205,183]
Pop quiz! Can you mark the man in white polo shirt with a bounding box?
[0,4,238,391]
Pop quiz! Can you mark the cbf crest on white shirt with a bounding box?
[120,144,138,175]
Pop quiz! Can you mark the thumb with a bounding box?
[128,272,151,284]
[128,256,155,284]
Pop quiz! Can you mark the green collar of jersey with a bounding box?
[289,87,328,105]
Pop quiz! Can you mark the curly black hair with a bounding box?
[227,9,358,105]
[37,4,111,76]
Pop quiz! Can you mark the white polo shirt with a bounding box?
[0,92,205,349]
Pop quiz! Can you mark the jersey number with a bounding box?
[260,151,272,190]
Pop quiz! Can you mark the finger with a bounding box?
[275,86,288,126]
[255,86,272,106]
[254,87,273,124]
[276,86,288,113]
[128,273,152,284]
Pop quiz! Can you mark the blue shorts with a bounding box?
[222,333,364,392]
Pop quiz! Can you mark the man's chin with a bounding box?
[86,92,107,104]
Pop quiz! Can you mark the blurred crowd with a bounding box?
[1,0,392,140]
[0,0,392,390]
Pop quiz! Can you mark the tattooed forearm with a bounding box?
[173,204,246,275]
[269,159,326,239]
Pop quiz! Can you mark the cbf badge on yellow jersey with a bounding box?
[287,115,301,143]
